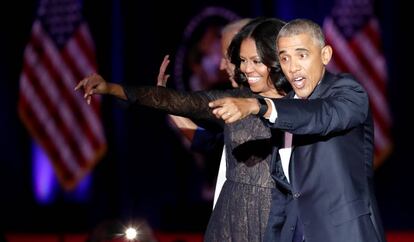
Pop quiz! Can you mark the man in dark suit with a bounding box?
[209,18,386,242]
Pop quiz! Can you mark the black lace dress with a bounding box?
[124,86,279,242]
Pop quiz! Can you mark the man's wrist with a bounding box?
[256,98,268,117]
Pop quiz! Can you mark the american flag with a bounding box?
[323,0,392,167]
[18,0,107,190]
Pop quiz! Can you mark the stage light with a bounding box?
[125,227,138,240]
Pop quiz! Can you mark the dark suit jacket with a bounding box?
[266,71,386,242]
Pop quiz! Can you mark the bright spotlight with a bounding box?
[125,227,138,240]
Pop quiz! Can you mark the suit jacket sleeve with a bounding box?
[269,75,370,135]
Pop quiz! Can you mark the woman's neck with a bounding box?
[259,89,283,99]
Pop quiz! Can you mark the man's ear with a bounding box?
[321,45,333,65]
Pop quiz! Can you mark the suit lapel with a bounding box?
[307,71,335,100]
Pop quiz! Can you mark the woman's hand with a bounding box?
[74,73,109,104]
[157,55,170,87]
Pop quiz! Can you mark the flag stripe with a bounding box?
[18,0,107,190]
[349,36,385,95]
[71,23,97,72]
[323,4,392,167]
[23,45,88,169]
[356,21,387,81]
[32,20,105,152]
[325,21,390,155]
[25,31,92,166]
[325,20,391,127]
[19,74,80,178]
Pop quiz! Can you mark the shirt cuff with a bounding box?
[264,98,277,123]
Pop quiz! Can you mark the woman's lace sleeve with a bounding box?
[122,86,252,122]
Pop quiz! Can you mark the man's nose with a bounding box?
[288,60,300,73]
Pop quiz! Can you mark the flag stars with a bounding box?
[331,0,373,39]
[38,0,82,47]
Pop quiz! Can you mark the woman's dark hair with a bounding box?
[228,17,292,94]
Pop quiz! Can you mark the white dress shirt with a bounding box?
[266,97,293,183]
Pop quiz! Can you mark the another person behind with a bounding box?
[75,17,290,242]
[209,18,386,242]
[218,18,251,88]
[158,18,251,209]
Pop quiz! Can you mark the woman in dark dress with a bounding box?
[76,17,290,242]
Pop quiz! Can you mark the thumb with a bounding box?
[74,79,85,91]
[208,98,225,108]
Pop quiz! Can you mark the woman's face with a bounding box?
[239,38,275,97]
